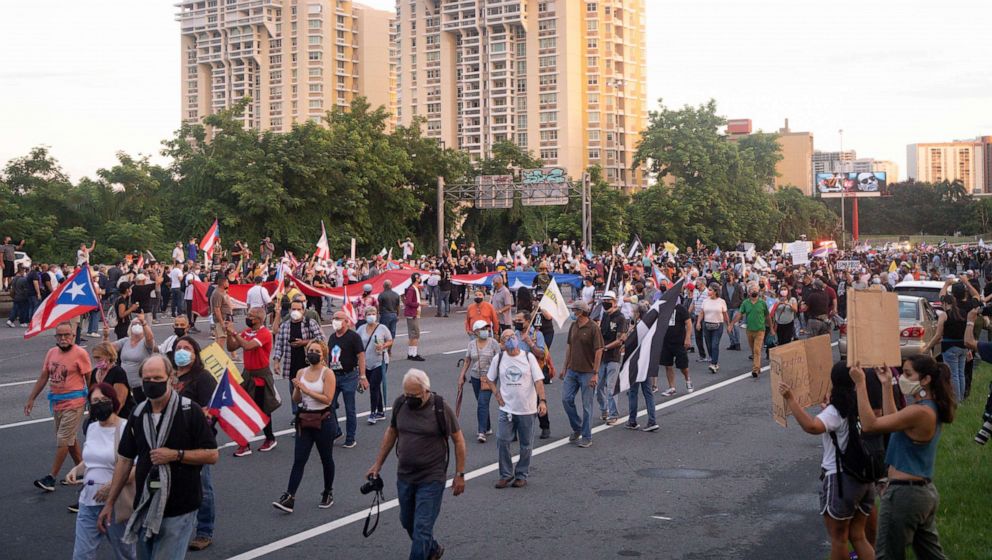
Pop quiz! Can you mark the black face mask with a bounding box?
[405,395,424,408]
[306,352,322,365]
[90,400,114,422]
[173,327,186,337]
[474,297,483,304]
[513,322,525,331]
[602,301,613,311]
[142,379,168,400]
[750,292,759,298]
[57,342,73,352]
[245,317,255,328]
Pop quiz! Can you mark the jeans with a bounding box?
[381,312,398,338]
[596,361,621,418]
[628,381,656,426]
[170,288,183,316]
[876,483,948,560]
[942,346,967,402]
[438,291,450,316]
[289,377,299,415]
[381,361,389,409]
[288,414,336,495]
[73,504,135,560]
[726,308,740,346]
[468,377,492,434]
[196,464,214,539]
[397,479,445,560]
[8,300,29,324]
[704,324,724,366]
[367,366,384,416]
[28,294,40,317]
[87,309,100,334]
[497,411,536,480]
[333,370,359,444]
[562,369,595,441]
[136,511,196,560]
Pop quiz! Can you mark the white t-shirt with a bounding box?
[76,249,89,266]
[581,285,595,304]
[79,420,127,506]
[486,350,544,416]
[246,284,272,309]
[169,267,183,290]
[172,246,184,263]
[184,272,197,300]
[701,297,728,324]
[816,404,850,475]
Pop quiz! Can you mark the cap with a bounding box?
[363,283,373,292]
[472,320,489,332]
[569,300,591,313]
[603,290,617,301]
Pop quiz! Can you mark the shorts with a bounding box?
[53,407,84,447]
[819,471,875,520]
[2,260,13,280]
[660,343,689,369]
[406,318,421,340]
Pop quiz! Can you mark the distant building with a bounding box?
[870,160,899,183]
[813,150,857,175]
[773,120,814,195]
[907,137,992,194]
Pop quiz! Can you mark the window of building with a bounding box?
[587,75,598,86]
[308,4,321,13]
[588,111,600,123]
[308,51,322,60]
[491,42,506,53]
[587,56,598,67]
[309,68,322,77]
[309,19,321,29]
[539,56,556,68]
[540,149,558,160]
[309,99,323,108]
[586,19,598,32]
[539,38,556,49]
[540,130,558,141]
[587,39,598,49]
[517,133,528,147]
[540,111,557,123]
[309,35,321,45]
[587,2,597,11]
[539,74,557,86]
[539,93,557,104]
[309,83,322,93]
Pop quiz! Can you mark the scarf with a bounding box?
[123,391,180,544]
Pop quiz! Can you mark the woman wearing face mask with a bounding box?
[112,312,155,402]
[359,307,393,424]
[274,341,337,513]
[67,384,136,560]
[457,320,500,443]
[771,288,799,347]
[849,356,955,560]
[696,283,731,374]
[112,282,140,340]
[464,289,499,338]
[89,342,134,420]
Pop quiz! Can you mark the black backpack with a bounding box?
[830,416,886,492]
[391,393,450,470]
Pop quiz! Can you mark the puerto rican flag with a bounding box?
[207,366,269,447]
[199,219,220,259]
[25,265,101,339]
[342,284,358,325]
[135,253,145,270]
[315,221,331,261]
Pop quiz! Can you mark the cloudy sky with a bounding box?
[3,0,990,181]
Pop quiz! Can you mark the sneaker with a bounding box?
[577,439,592,448]
[642,423,660,432]
[600,412,608,421]
[410,355,426,362]
[605,416,620,426]
[87,332,100,339]
[6,320,15,328]
[34,475,56,492]
[60,478,72,486]
[539,428,550,439]
[751,369,760,379]
[272,493,295,513]
[485,428,494,436]
[367,415,378,425]
[477,433,486,443]
[334,431,344,442]
[660,388,677,397]
[696,356,710,362]
[188,537,212,551]
[624,422,639,430]
[259,439,277,452]
[319,490,334,509]
[233,445,252,457]
[568,431,581,442]
[651,385,659,393]
[67,503,79,513]
[708,364,718,374]
[342,441,357,449]
[429,543,445,560]
[686,380,694,393]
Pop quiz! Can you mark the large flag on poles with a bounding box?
[615,277,685,394]
[315,221,331,261]
[537,278,570,329]
[199,219,220,260]
[25,265,101,339]
[626,235,642,259]
[207,367,269,447]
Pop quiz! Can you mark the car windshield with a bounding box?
[894,287,940,303]
[899,301,919,320]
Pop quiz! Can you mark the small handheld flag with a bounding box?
[315,221,331,261]
[208,367,269,447]
[199,219,220,260]
[25,266,101,339]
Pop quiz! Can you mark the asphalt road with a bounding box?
[0,306,837,559]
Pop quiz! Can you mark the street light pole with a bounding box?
[437,176,445,256]
[839,129,846,249]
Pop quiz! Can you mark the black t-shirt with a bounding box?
[378,290,400,315]
[118,396,217,517]
[288,320,307,378]
[664,304,691,345]
[600,309,629,363]
[805,290,830,317]
[327,330,365,373]
[90,365,136,418]
[175,367,218,408]
[131,284,155,313]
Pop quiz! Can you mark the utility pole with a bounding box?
[839,129,846,249]
[582,173,592,251]
[437,176,445,256]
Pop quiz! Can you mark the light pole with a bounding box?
[839,129,846,249]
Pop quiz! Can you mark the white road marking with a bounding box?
[652,516,673,521]
[227,341,839,559]
[217,408,392,450]
[394,330,431,338]
[442,349,464,355]
[0,379,36,388]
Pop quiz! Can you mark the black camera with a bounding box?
[981,304,992,318]
[360,474,384,495]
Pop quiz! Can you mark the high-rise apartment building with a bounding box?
[773,120,813,195]
[178,0,394,132]
[394,0,646,189]
[812,150,857,175]
[907,138,992,194]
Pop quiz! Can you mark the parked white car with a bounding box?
[14,251,31,271]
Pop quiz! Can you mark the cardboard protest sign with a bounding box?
[835,259,860,271]
[846,288,900,367]
[769,335,833,427]
[201,342,244,385]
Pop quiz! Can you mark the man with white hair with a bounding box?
[368,369,466,560]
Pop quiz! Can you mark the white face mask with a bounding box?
[366,314,377,324]
[290,310,303,322]
[898,376,923,398]
[332,319,344,332]
[130,324,144,337]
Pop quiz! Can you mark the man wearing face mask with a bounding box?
[25,322,92,492]
[226,307,279,456]
[327,310,369,448]
[562,300,605,448]
[273,299,325,417]
[732,287,769,378]
[595,292,628,425]
[464,288,499,336]
[98,355,218,559]
[512,311,552,439]
[158,315,190,365]
[367,369,466,560]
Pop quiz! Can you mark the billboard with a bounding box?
[475,175,514,209]
[815,171,888,198]
[520,167,570,206]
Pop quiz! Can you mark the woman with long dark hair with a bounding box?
[850,355,956,560]
[779,362,876,560]
[922,289,967,401]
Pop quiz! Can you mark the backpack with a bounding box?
[829,416,886,492]
[391,392,450,470]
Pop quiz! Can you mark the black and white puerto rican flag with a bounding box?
[614,277,685,394]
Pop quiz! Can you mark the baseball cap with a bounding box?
[472,320,489,332]
[602,291,617,301]
[569,300,591,314]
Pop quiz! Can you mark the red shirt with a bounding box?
[240,327,272,372]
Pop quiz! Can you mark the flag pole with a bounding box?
[86,263,110,335]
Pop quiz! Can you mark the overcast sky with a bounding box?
[3,0,990,181]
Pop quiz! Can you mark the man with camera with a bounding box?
[367,369,466,560]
